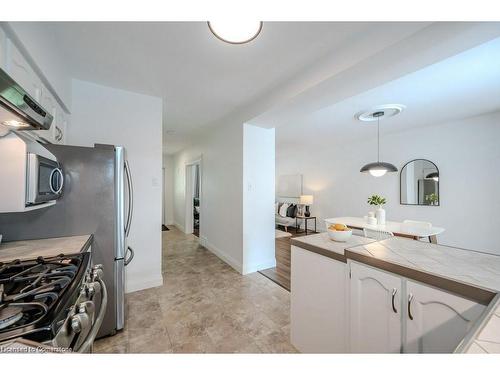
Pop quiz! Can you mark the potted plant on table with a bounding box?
[367,194,387,225]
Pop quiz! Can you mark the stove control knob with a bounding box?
[78,303,87,314]
[92,268,104,281]
[86,282,95,297]
[71,316,82,333]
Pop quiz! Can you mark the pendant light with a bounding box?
[426,172,439,181]
[359,110,398,177]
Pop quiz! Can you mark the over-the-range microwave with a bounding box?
[26,152,64,205]
[0,132,64,213]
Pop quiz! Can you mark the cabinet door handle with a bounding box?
[408,294,414,320]
[391,288,398,313]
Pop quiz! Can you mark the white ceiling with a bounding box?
[40,21,429,153]
[276,37,500,151]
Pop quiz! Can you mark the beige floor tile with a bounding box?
[94,227,296,354]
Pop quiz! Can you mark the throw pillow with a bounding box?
[279,203,289,217]
[286,204,297,218]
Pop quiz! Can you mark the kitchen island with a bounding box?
[290,232,500,353]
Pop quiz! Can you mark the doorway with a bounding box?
[185,158,201,237]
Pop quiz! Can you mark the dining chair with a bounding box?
[403,219,432,230]
[403,219,433,242]
[363,228,394,241]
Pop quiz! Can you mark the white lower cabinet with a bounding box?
[291,246,347,353]
[348,261,485,353]
[404,280,485,353]
[350,261,402,353]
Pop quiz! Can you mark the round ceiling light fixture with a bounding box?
[355,104,406,122]
[208,21,263,44]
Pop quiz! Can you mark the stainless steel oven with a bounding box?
[26,153,64,205]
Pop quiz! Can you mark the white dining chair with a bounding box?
[363,228,394,241]
[403,220,433,242]
[403,219,432,230]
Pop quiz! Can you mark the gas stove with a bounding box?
[0,253,107,352]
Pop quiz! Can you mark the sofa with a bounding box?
[275,202,303,232]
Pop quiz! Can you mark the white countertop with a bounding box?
[292,232,375,259]
[0,235,93,263]
[346,237,500,293]
[326,216,445,238]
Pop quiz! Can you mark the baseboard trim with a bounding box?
[200,235,243,274]
[173,222,186,233]
[125,272,163,293]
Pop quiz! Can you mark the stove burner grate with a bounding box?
[0,254,82,334]
[0,306,23,330]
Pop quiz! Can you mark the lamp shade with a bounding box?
[360,161,398,177]
[299,195,314,205]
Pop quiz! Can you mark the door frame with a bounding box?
[162,167,166,226]
[184,156,202,234]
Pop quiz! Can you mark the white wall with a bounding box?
[172,122,244,272]
[243,124,276,274]
[163,154,174,226]
[68,79,163,293]
[276,111,500,254]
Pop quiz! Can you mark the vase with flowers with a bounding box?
[367,194,387,225]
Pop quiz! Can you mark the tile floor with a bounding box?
[94,227,297,353]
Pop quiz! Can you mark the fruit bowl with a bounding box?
[325,222,352,242]
[327,228,353,242]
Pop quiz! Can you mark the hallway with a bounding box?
[94,227,296,353]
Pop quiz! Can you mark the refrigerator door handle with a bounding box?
[124,159,134,237]
[125,246,135,266]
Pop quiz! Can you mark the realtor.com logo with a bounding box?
[0,345,72,353]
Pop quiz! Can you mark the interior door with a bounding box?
[405,280,485,353]
[350,262,402,353]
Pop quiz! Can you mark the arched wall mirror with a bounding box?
[400,159,439,206]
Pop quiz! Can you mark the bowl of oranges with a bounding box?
[326,223,352,242]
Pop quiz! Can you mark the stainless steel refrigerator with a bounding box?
[0,143,134,337]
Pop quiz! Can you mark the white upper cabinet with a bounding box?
[5,39,43,103]
[350,262,402,353]
[0,27,6,69]
[53,102,66,144]
[404,280,485,353]
[1,32,70,144]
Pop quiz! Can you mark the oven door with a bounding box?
[26,153,64,205]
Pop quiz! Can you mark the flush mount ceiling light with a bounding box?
[358,106,404,177]
[207,21,263,44]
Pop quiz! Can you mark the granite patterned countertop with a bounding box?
[291,233,500,353]
[0,235,93,262]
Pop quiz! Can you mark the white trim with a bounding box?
[125,272,163,293]
[184,155,202,235]
[173,221,185,232]
[200,235,243,274]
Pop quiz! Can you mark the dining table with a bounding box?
[325,216,445,244]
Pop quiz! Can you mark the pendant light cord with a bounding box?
[377,116,380,163]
